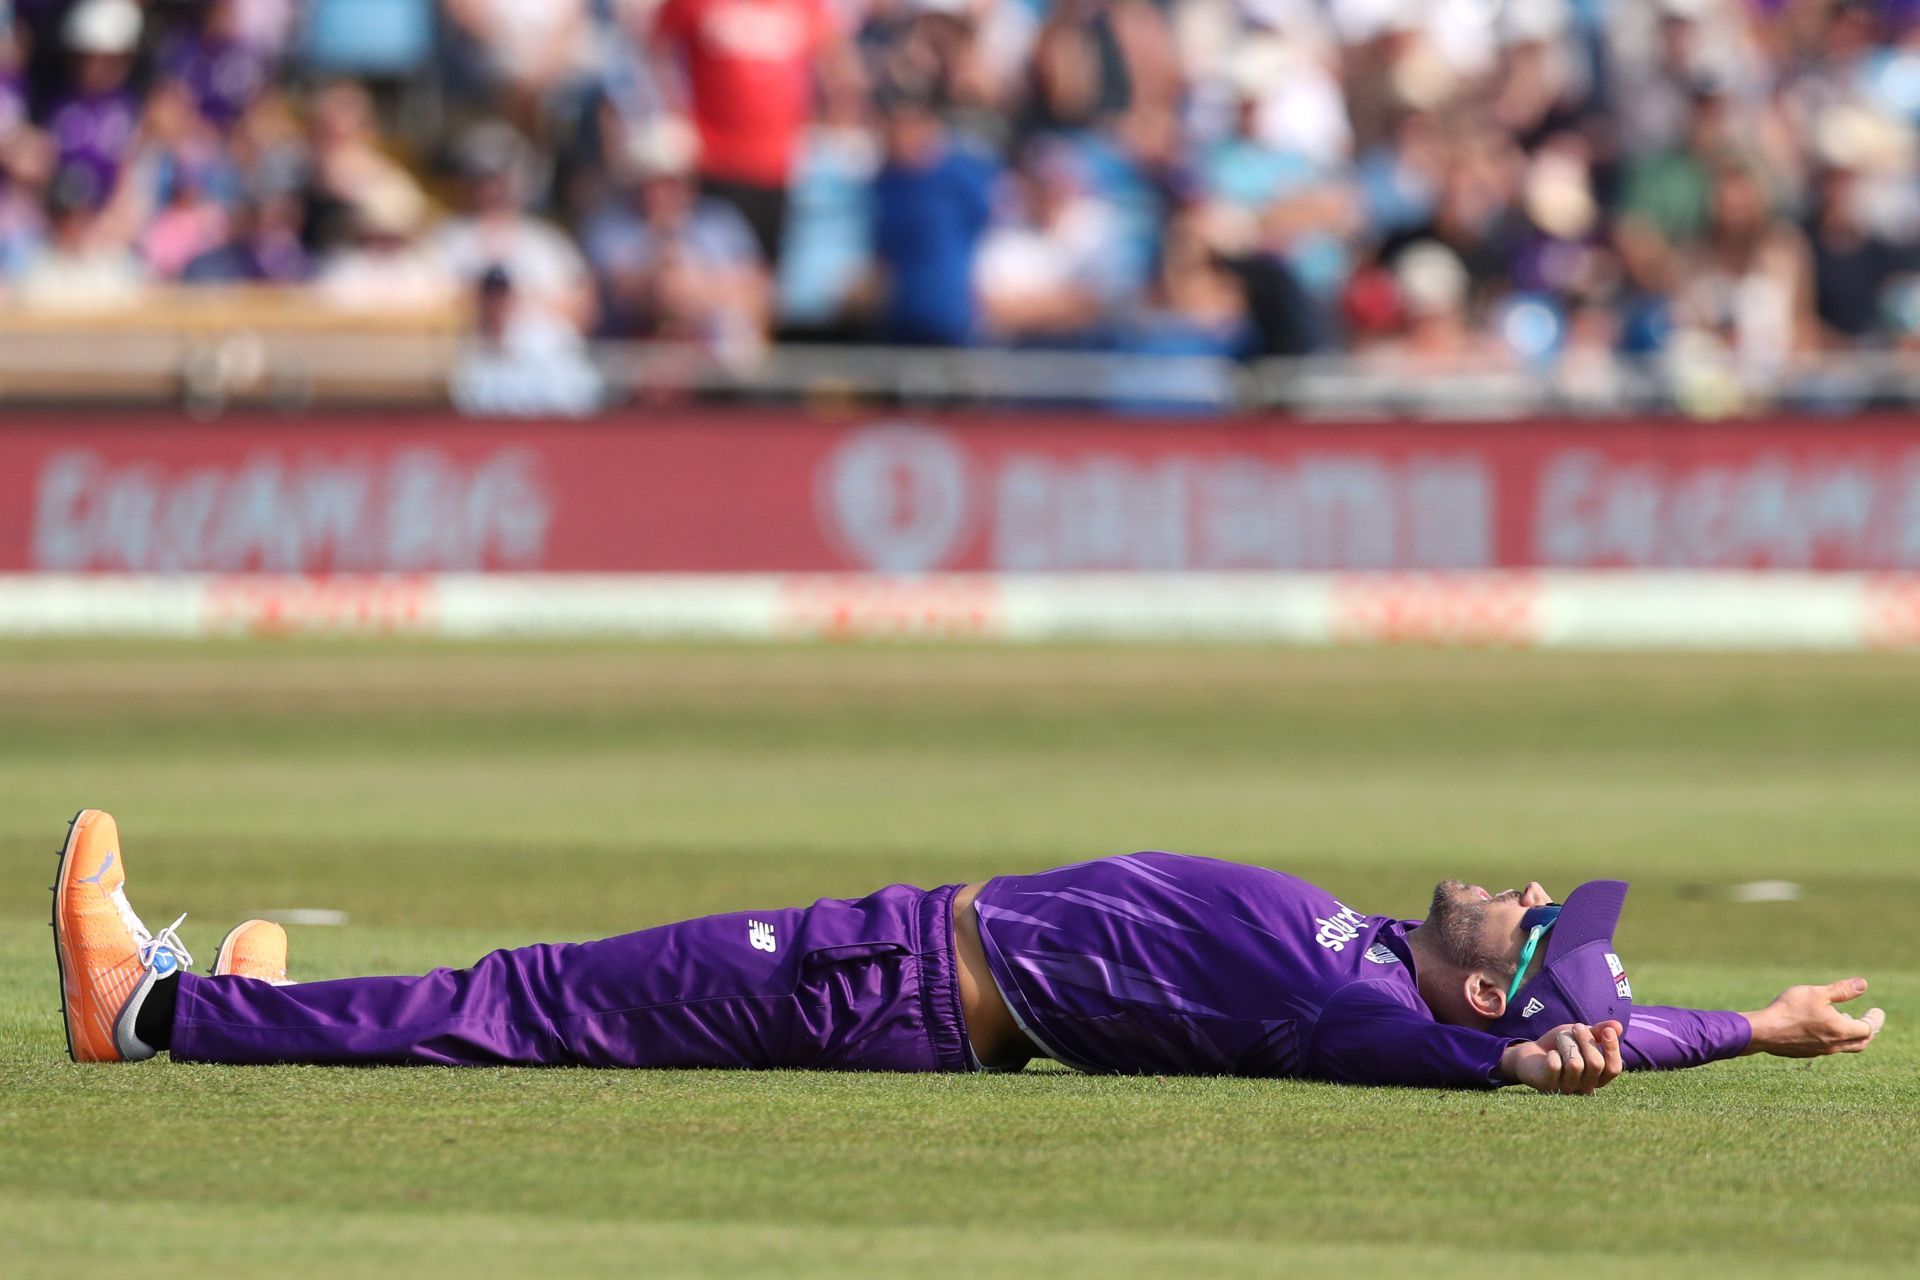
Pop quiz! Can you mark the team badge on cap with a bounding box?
[1606,951,1631,999]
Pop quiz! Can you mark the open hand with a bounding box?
[1743,978,1886,1058]
[1501,1020,1625,1095]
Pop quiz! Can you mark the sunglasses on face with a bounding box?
[1505,903,1562,1005]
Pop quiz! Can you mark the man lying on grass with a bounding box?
[52,810,1884,1094]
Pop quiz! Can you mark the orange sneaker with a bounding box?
[51,809,192,1063]
[212,919,291,984]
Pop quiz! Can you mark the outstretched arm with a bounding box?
[1623,977,1886,1071]
[1304,980,1521,1089]
[1305,981,1625,1094]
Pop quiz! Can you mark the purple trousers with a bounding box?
[170,883,973,1072]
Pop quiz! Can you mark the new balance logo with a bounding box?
[747,920,777,953]
[1521,997,1545,1018]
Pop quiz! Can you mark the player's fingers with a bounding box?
[1541,1048,1565,1092]
[1596,1020,1625,1085]
[1837,1009,1887,1052]
[1822,977,1869,1004]
[1556,1030,1585,1093]
[1831,1010,1878,1041]
[1572,1024,1605,1092]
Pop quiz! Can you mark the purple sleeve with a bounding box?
[1621,1005,1752,1070]
[1305,981,1523,1089]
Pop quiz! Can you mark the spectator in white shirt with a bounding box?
[434,121,597,336]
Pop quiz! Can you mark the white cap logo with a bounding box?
[1606,951,1631,999]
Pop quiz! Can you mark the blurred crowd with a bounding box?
[3,0,1920,385]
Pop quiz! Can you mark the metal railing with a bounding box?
[4,300,1918,418]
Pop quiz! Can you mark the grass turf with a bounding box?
[0,642,1914,1277]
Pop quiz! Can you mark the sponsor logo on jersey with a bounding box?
[747,920,778,953]
[1522,996,1546,1018]
[1314,902,1368,953]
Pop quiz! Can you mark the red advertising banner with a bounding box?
[4,411,1920,573]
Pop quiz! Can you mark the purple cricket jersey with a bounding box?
[49,89,139,200]
[975,852,1749,1086]
[159,35,269,128]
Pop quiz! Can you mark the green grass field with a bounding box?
[2,642,1915,1277]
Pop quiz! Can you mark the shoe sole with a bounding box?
[49,808,88,1064]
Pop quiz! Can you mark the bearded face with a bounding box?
[1424,880,1525,976]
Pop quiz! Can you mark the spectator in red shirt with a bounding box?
[649,0,850,267]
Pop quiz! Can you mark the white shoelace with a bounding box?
[136,913,195,975]
[106,884,195,974]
